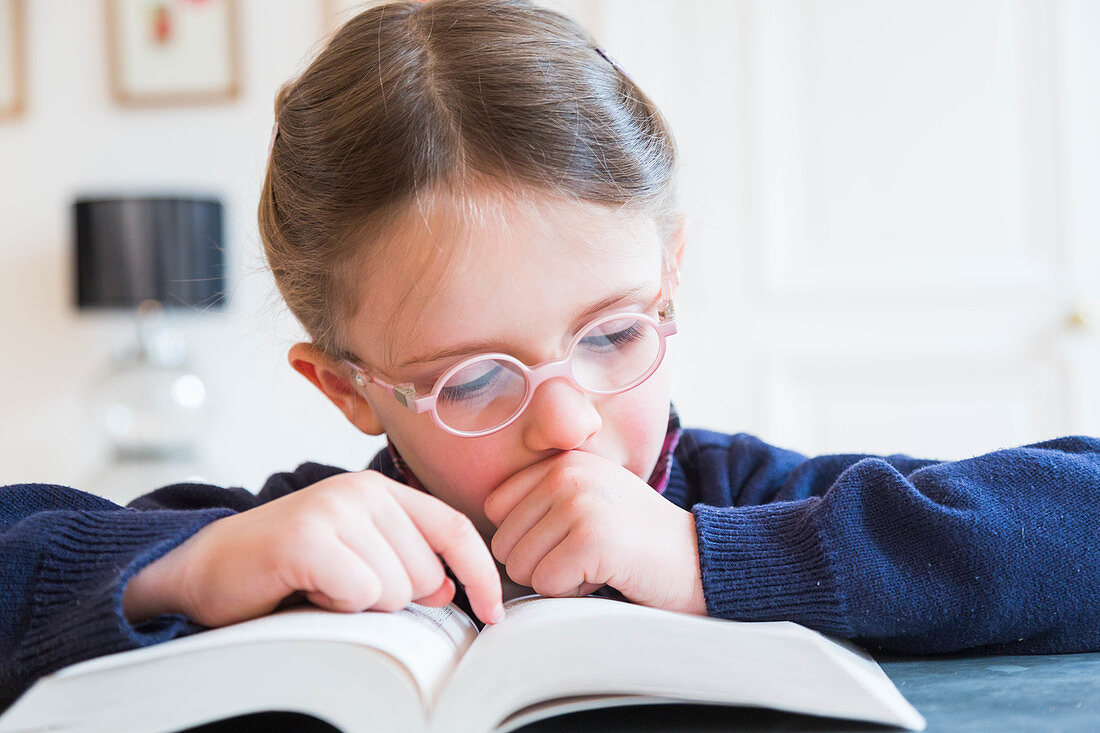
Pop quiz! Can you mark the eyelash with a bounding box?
[582,322,645,349]
[437,364,502,405]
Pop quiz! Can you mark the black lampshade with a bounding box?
[74,197,227,310]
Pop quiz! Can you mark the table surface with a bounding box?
[183,651,1100,733]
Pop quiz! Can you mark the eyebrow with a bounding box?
[395,283,655,369]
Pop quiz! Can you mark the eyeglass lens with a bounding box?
[434,316,662,433]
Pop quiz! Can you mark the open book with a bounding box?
[0,595,925,733]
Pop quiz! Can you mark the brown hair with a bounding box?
[257,0,679,360]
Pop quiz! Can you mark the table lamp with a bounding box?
[74,196,226,499]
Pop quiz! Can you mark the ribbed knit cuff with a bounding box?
[15,507,234,677]
[692,500,853,636]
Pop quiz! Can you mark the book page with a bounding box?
[432,595,924,732]
[52,602,478,707]
[1,604,483,733]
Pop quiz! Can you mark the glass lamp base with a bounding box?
[88,303,211,504]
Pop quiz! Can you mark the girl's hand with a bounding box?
[483,450,707,615]
[123,470,505,628]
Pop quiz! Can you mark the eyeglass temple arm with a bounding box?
[343,359,422,409]
[658,298,676,323]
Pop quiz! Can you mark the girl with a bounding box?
[2,0,1098,712]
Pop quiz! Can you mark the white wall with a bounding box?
[0,0,387,497]
[1,0,1097,504]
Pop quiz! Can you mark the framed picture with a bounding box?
[0,0,26,121]
[106,0,241,107]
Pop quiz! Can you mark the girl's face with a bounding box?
[342,186,681,543]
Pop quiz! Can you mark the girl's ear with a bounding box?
[671,213,689,273]
[664,213,689,297]
[287,343,385,436]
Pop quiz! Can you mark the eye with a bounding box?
[437,363,505,404]
[579,319,647,352]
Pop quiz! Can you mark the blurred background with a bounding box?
[0,0,1097,504]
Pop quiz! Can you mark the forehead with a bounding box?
[348,184,664,370]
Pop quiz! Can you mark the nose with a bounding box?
[521,377,602,452]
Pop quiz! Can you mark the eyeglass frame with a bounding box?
[341,299,678,438]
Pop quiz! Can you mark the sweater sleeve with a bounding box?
[0,484,233,709]
[0,461,349,709]
[683,432,1100,655]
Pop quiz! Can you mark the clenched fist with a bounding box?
[484,450,706,615]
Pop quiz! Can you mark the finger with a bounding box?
[490,485,554,564]
[300,539,383,613]
[530,530,603,598]
[483,458,555,527]
[391,486,504,625]
[363,489,449,600]
[503,510,570,588]
[336,521,416,612]
[415,577,456,608]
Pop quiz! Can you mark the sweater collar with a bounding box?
[384,403,683,495]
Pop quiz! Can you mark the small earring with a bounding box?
[354,373,365,387]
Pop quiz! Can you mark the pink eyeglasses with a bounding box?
[343,300,677,438]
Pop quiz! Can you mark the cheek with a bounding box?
[602,361,673,479]
[392,430,518,515]
[361,393,508,513]
[436,439,515,493]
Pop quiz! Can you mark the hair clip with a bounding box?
[594,46,636,87]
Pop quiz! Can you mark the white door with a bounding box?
[547,0,1099,459]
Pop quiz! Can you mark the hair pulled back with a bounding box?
[258,0,679,357]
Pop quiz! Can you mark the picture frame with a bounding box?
[0,0,26,121]
[106,0,241,107]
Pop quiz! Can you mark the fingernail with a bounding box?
[488,602,505,624]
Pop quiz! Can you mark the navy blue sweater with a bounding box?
[2,428,1098,710]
